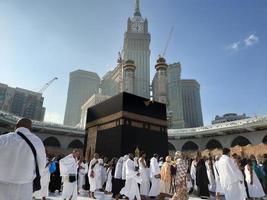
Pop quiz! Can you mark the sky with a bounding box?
[0,0,266,125]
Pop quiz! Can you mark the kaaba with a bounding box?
[84,92,168,160]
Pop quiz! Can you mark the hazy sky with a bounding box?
[0,0,266,125]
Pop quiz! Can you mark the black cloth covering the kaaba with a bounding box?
[86,92,166,123]
[86,92,168,159]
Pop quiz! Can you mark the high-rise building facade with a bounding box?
[63,0,204,128]
[100,0,150,99]
[101,61,122,97]
[0,83,45,121]
[122,0,151,98]
[180,80,203,128]
[64,70,100,126]
[80,93,111,129]
[167,63,185,128]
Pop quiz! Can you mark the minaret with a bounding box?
[154,57,168,104]
[123,60,136,94]
[122,0,151,98]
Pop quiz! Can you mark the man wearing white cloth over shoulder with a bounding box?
[88,153,101,199]
[0,118,46,200]
[60,149,80,200]
[120,153,141,200]
[149,153,161,199]
[217,148,247,200]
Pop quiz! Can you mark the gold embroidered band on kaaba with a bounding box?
[86,111,167,130]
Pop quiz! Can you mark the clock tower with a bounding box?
[123,0,151,98]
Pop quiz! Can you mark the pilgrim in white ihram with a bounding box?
[0,119,46,200]
[120,154,142,200]
[149,154,161,197]
[60,150,80,200]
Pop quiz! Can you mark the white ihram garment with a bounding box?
[149,157,161,197]
[61,180,77,200]
[217,155,246,200]
[206,161,216,193]
[98,159,105,189]
[138,159,150,196]
[245,165,265,198]
[120,158,141,200]
[213,161,224,195]
[78,162,88,191]
[88,158,101,192]
[60,154,78,200]
[105,168,113,192]
[114,157,123,179]
[0,182,32,200]
[122,155,129,180]
[190,160,197,190]
[0,127,46,200]
[33,163,50,198]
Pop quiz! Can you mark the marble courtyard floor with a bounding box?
[46,191,202,200]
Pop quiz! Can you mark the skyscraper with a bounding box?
[64,70,100,126]
[63,0,204,129]
[122,0,151,98]
[167,63,185,128]
[0,83,45,121]
[180,79,203,128]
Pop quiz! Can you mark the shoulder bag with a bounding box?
[17,131,41,192]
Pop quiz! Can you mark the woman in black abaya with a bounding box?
[195,152,210,199]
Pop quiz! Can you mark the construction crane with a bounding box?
[38,77,58,94]
[161,26,174,58]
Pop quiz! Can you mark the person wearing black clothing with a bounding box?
[195,152,210,199]
[112,157,125,200]
[49,158,62,193]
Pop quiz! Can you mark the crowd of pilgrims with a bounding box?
[35,148,267,200]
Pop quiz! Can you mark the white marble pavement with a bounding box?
[46,191,202,200]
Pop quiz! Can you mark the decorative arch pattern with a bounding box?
[68,140,84,149]
[206,139,223,150]
[181,141,199,152]
[231,136,251,147]
[43,136,61,147]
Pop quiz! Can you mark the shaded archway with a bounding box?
[68,140,84,149]
[43,137,61,147]
[206,139,223,150]
[231,136,251,147]
[262,135,267,144]
[168,142,176,152]
[181,141,199,152]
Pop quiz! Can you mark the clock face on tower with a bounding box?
[131,21,144,33]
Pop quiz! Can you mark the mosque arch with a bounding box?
[168,142,176,151]
[231,136,251,147]
[43,136,61,147]
[181,141,199,152]
[206,139,223,150]
[262,135,267,144]
[68,140,84,149]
